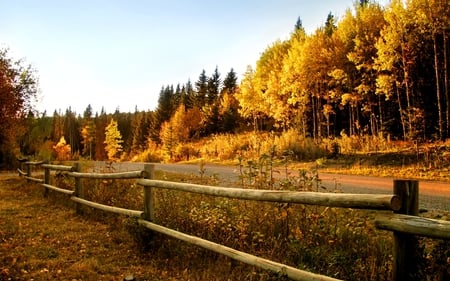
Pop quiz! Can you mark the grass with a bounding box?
[314,151,450,182]
[0,175,168,281]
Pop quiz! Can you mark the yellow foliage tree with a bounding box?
[53,136,71,161]
[160,104,203,160]
[104,119,123,160]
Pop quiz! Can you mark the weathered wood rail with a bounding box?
[18,161,450,281]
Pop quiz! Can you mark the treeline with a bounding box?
[19,65,241,161]
[16,0,450,162]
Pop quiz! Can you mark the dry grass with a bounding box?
[0,174,282,281]
[155,131,450,182]
[0,175,183,281]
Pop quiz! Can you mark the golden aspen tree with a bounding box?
[104,119,123,160]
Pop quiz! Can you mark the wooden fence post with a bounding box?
[393,179,421,281]
[44,161,50,197]
[73,162,83,214]
[26,162,31,182]
[143,164,155,221]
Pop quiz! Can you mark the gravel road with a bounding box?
[97,161,450,212]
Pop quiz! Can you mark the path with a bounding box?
[106,162,450,212]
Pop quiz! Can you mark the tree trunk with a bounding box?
[433,32,444,139]
[401,41,413,140]
[326,114,330,137]
[349,105,353,136]
[378,94,384,136]
[355,101,361,135]
[444,29,449,137]
[396,84,407,141]
[312,94,317,140]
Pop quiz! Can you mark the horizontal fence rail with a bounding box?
[69,170,144,179]
[375,213,450,240]
[18,161,45,182]
[42,164,74,171]
[70,197,143,218]
[137,219,341,281]
[42,183,74,195]
[17,168,27,176]
[24,161,44,165]
[137,179,401,211]
[17,161,450,281]
[24,176,44,183]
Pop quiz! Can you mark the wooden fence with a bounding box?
[17,161,450,281]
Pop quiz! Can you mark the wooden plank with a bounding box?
[17,168,27,176]
[137,179,400,210]
[71,197,143,218]
[25,161,44,165]
[69,170,143,179]
[44,165,50,197]
[42,184,74,195]
[26,163,31,180]
[143,164,155,221]
[375,213,450,240]
[42,164,74,171]
[138,219,340,281]
[24,176,44,183]
[73,162,83,214]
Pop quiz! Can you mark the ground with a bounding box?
[0,175,175,281]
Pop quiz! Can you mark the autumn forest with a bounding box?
[1,0,450,166]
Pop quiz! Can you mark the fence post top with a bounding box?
[72,162,80,172]
[393,179,419,183]
[143,163,155,179]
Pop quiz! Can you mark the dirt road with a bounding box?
[105,162,450,212]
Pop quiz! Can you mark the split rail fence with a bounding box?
[17,161,450,281]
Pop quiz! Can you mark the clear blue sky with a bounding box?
[1,0,388,115]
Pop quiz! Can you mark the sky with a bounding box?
[1,0,389,115]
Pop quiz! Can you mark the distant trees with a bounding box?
[81,104,96,159]
[131,110,151,155]
[95,108,108,160]
[219,68,240,132]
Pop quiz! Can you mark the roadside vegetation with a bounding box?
[161,130,450,183]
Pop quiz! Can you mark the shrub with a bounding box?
[274,129,327,160]
[196,131,328,163]
[134,149,162,163]
[53,136,71,161]
[37,140,55,162]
